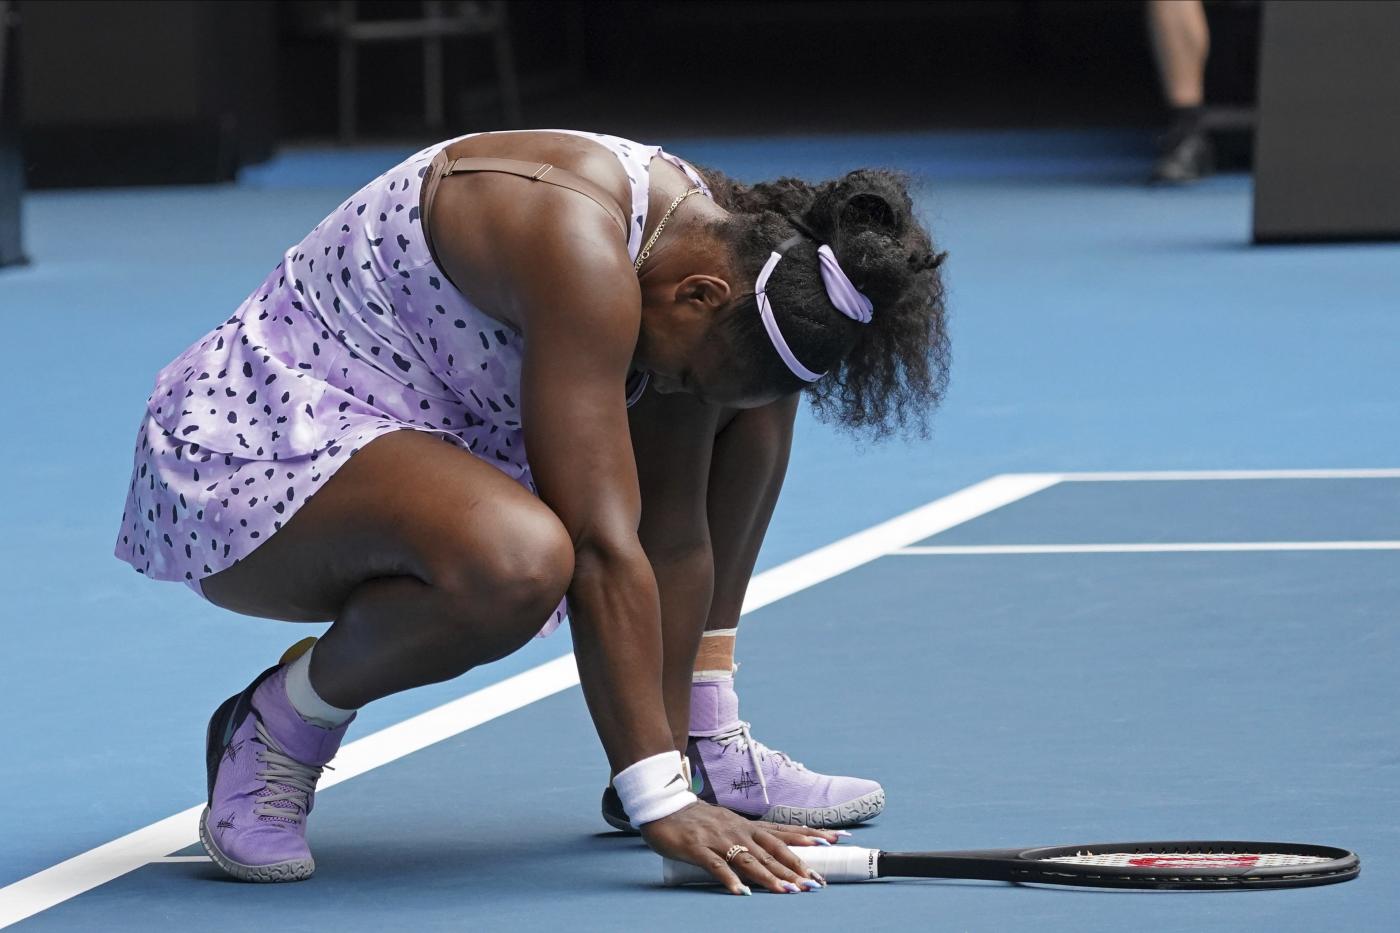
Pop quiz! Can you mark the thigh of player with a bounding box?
[199,429,574,626]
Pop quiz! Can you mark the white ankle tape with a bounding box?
[693,660,739,684]
[612,751,697,827]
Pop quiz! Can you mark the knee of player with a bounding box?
[433,510,574,623]
[489,531,574,623]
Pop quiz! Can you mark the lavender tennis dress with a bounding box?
[113,129,713,638]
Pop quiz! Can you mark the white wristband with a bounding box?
[612,750,698,828]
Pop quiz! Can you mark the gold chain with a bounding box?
[634,187,703,273]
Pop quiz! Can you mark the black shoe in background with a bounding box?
[1151,106,1216,184]
[1152,130,1216,184]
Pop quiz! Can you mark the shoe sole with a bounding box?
[199,806,316,883]
[761,788,886,828]
[601,805,635,834]
[601,788,886,833]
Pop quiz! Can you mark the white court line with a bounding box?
[0,472,1055,929]
[1058,468,1400,482]
[895,541,1400,555]
[151,857,211,864]
[740,473,1062,613]
[0,655,580,929]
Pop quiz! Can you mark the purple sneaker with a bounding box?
[199,664,352,882]
[688,678,885,828]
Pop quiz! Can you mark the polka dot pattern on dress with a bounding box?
[115,129,713,638]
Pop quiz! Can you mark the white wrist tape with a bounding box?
[613,750,698,827]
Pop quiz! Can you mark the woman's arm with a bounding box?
[431,167,676,770]
[512,214,675,773]
[435,183,832,893]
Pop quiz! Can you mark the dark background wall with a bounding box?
[1251,0,1400,241]
[275,0,1260,138]
[12,0,1262,188]
[19,0,277,187]
[0,0,22,264]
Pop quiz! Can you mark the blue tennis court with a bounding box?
[3,129,1399,931]
[8,471,1400,931]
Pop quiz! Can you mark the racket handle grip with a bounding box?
[661,845,881,886]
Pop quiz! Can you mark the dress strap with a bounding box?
[421,151,631,278]
[656,150,713,199]
[424,151,628,243]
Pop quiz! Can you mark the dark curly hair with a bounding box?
[694,165,950,439]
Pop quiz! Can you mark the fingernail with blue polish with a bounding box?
[813,837,831,846]
[801,879,822,891]
[738,884,752,896]
[834,830,853,838]
[782,882,802,893]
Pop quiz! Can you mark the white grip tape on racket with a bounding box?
[662,845,881,886]
[612,750,697,827]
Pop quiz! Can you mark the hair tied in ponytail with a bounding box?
[908,250,947,273]
[784,214,822,242]
[840,192,899,234]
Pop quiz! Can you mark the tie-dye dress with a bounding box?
[113,129,714,637]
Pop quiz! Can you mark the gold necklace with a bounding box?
[634,186,703,273]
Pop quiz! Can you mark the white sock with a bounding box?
[284,644,356,729]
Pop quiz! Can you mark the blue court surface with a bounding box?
[3,130,1399,931]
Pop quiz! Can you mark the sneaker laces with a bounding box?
[253,720,325,823]
[709,720,808,806]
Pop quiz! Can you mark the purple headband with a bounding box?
[754,235,875,383]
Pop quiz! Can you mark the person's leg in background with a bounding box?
[1147,0,1215,183]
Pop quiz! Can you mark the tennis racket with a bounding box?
[662,840,1359,891]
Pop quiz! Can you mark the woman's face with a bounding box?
[637,293,785,410]
[632,213,788,410]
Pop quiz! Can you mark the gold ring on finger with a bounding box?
[724,844,750,863]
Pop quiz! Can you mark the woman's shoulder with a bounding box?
[437,129,644,211]
[425,131,646,330]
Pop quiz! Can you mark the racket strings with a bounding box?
[1039,851,1331,869]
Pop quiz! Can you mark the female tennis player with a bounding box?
[114,129,948,894]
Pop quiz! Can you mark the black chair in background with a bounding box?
[305,0,524,143]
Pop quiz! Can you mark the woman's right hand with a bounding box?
[639,800,836,895]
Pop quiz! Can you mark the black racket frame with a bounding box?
[878,840,1359,890]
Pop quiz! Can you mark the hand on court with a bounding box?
[640,801,836,895]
